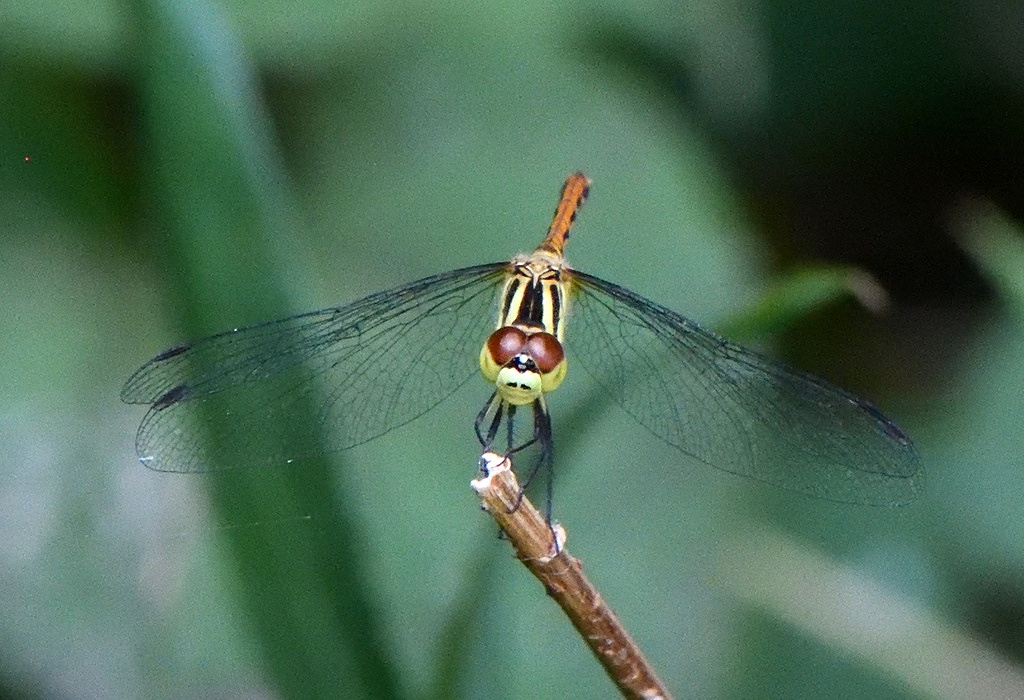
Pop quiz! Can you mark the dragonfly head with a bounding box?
[480,325,567,405]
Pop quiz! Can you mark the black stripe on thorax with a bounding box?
[501,266,563,334]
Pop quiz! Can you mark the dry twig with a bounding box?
[471,452,672,700]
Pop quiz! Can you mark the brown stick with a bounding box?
[471,453,673,700]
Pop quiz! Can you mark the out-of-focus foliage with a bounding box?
[2,0,1023,698]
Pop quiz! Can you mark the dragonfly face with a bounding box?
[480,325,566,405]
[122,172,922,508]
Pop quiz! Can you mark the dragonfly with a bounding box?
[122,173,922,508]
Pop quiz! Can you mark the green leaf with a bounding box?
[130,0,401,697]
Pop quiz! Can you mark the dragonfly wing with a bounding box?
[122,264,506,472]
[569,270,922,505]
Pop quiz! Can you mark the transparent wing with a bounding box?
[569,270,922,505]
[122,264,507,472]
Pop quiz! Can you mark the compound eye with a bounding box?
[485,326,528,366]
[525,332,564,374]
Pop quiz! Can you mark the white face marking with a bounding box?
[495,355,543,406]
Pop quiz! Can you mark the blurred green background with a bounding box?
[3,0,1024,698]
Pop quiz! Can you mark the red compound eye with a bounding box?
[485,326,527,366]
[525,332,564,373]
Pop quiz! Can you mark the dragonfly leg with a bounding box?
[505,398,554,523]
[536,400,554,525]
[475,394,555,526]
[474,391,503,451]
[506,402,517,453]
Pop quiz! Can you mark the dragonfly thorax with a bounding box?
[480,325,567,405]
